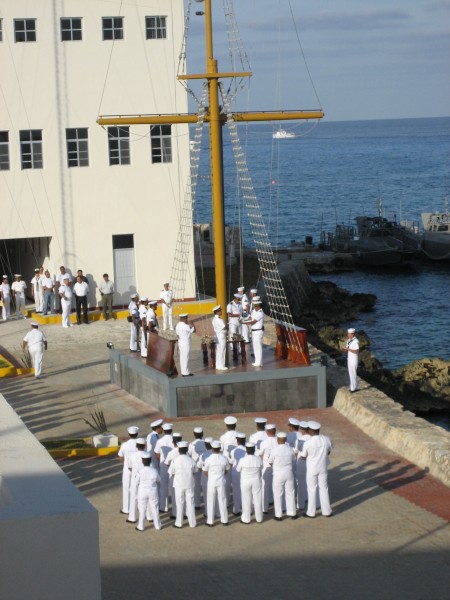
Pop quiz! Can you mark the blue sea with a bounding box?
[193,117,450,371]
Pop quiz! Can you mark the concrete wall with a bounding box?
[0,395,101,600]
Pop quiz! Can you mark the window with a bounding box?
[66,128,89,167]
[61,18,82,41]
[0,19,3,42]
[14,19,37,43]
[0,132,10,170]
[102,17,124,40]
[20,130,43,169]
[108,127,130,165]
[145,16,167,39]
[150,125,172,163]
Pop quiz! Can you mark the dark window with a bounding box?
[112,234,134,249]
[150,125,172,163]
[61,18,82,41]
[14,19,37,43]
[108,126,130,165]
[0,131,10,170]
[0,19,3,42]
[145,16,167,39]
[20,130,43,169]
[102,17,124,41]
[66,128,89,167]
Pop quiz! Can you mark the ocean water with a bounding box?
[193,117,450,371]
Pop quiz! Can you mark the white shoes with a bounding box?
[252,363,262,367]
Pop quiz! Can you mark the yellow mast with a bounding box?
[97,0,324,318]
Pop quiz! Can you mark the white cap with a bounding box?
[308,420,321,430]
[204,436,213,444]
[265,423,276,430]
[179,313,188,318]
[211,440,221,449]
[245,442,255,449]
[149,300,158,305]
[212,305,221,312]
[193,427,203,433]
[163,282,170,285]
[2,275,7,278]
[141,452,151,459]
[253,300,262,305]
[224,416,237,425]
[255,417,267,424]
[250,289,258,294]
[141,297,148,302]
[288,417,300,426]
[177,441,188,449]
[277,432,287,439]
[233,293,242,299]
[130,293,138,299]
[348,328,356,334]
[172,432,182,439]
[299,421,309,429]
[162,423,173,431]
[135,438,146,445]
[151,419,163,428]
[237,286,245,291]
[63,275,70,280]
[252,296,261,302]
[30,320,39,327]
[127,426,139,435]
[34,268,39,272]
[14,273,21,277]
[236,431,246,439]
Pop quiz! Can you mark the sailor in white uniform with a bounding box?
[249,417,268,450]
[189,427,206,508]
[203,440,231,526]
[220,416,238,504]
[154,423,174,512]
[135,452,161,531]
[237,443,263,524]
[165,432,182,518]
[301,420,333,518]
[258,423,278,512]
[147,300,159,333]
[118,426,139,515]
[59,275,73,327]
[31,268,43,313]
[237,287,251,343]
[127,438,147,523]
[12,274,27,319]
[169,442,198,528]
[227,294,243,347]
[139,297,148,357]
[343,327,360,392]
[176,313,196,376]
[22,321,47,378]
[249,300,264,367]
[197,437,213,517]
[269,432,297,521]
[212,305,228,370]
[146,418,164,458]
[230,432,247,515]
[0,275,11,321]
[294,421,311,511]
[128,293,140,352]
[160,282,174,331]
[287,417,300,448]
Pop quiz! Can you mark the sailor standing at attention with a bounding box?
[227,293,243,347]
[342,327,360,392]
[12,274,27,319]
[59,275,73,327]
[154,423,174,512]
[127,438,147,524]
[0,275,12,321]
[147,300,159,333]
[230,432,247,515]
[237,442,263,525]
[22,320,47,379]
[248,299,264,367]
[135,452,161,532]
[294,421,311,511]
[189,427,206,508]
[128,293,140,352]
[118,426,139,515]
[139,297,148,358]
[169,441,198,529]
[249,417,268,450]
[203,440,231,527]
[269,432,297,521]
[31,268,43,313]
[220,415,238,505]
[160,282,174,331]
[212,305,228,370]
[259,423,277,513]
[237,287,250,343]
[176,313,196,376]
[300,420,333,518]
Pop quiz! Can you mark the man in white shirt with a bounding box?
[147,300,159,333]
[301,420,333,518]
[249,300,264,367]
[176,313,196,376]
[230,432,247,515]
[294,421,311,511]
[59,275,73,327]
[227,293,243,347]
[31,268,43,313]
[99,273,114,320]
[212,305,228,370]
[238,287,251,343]
[269,432,297,521]
[11,274,27,319]
[203,441,230,526]
[169,441,198,528]
[135,452,161,531]
[237,443,263,524]
[0,275,11,321]
[23,321,47,378]
[127,438,147,523]
[42,270,55,316]
[118,426,139,515]
[188,427,206,508]
[342,327,360,392]
[249,417,268,450]
[259,423,278,513]
[73,275,89,325]
[160,282,174,331]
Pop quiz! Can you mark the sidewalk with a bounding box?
[1,314,449,600]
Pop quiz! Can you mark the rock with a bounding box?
[394,358,450,408]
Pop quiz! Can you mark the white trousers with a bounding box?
[194,471,202,507]
[215,332,227,369]
[29,346,44,378]
[122,467,132,513]
[34,291,43,313]
[15,296,26,318]
[241,323,250,343]
[162,304,173,330]
[137,490,161,530]
[232,469,242,513]
[128,473,139,522]
[178,341,191,376]
[296,459,308,510]
[273,470,296,517]
[348,355,359,391]
[228,319,241,347]
[130,323,139,351]
[2,297,10,320]
[174,487,196,528]
[159,463,170,511]
[240,477,263,523]
[262,466,273,512]
[61,299,71,327]
[252,330,264,366]
[207,482,228,525]
[306,470,332,517]
[140,328,147,358]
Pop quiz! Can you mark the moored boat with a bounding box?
[421,210,450,261]
[273,129,296,139]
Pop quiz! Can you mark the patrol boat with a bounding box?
[421,199,450,261]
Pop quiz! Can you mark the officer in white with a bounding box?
[139,297,148,358]
[176,313,196,376]
[294,421,311,511]
[160,282,174,331]
[0,275,12,320]
[118,426,139,515]
[197,437,213,517]
[258,423,278,512]
[237,442,263,524]
[227,294,243,347]
[146,418,164,459]
[189,427,206,508]
[230,432,247,515]
[248,299,264,367]
[135,452,161,531]
[127,438,147,523]
[128,293,140,352]
[59,275,73,327]
[203,440,231,526]
[22,320,47,379]
[12,274,27,319]
[269,432,297,521]
[31,268,43,313]
[147,300,159,333]
[212,305,228,370]
[249,417,268,450]
[342,327,360,392]
[220,416,238,504]
[169,441,198,529]
[301,420,333,518]
[238,287,251,343]
[154,423,174,512]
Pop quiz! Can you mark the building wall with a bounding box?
[0,0,195,304]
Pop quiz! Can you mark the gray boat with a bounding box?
[421,200,450,261]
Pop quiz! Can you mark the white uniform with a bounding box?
[139,304,148,357]
[240,296,251,343]
[203,453,230,525]
[220,430,237,504]
[12,280,27,318]
[301,434,333,517]
[294,434,311,510]
[347,337,360,391]
[269,443,296,518]
[164,446,180,517]
[212,313,227,370]
[136,466,161,530]
[176,321,195,376]
[31,275,43,313]
[237,454,263,523]
[259,436,277,511]
[128,299,140,351]
[128,450,146,522]
[146,430,160,458]
[0,282,11,320]
[169,454,198,528]
[147,307,158,332]
[197,448,213,517]
[154,434,174,511]
[56,272,72,312]
[251,308,264,366]
[189,438,206,507]
[230,445,246,514]
[160,288,174,330]
[227,300,242,344]
[118,438,137,514]
[249,430,268,451]
[59,284,73,327]
[23,328,47,378]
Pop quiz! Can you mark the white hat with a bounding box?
[127,426,139,435]
[177,441,188,449]
[236,431,246,439]
[172,432,182,439]
[151,419,163,428]
[245,442,255,449]
[141,297,148,302]
[255,417,267,424]
[253,300,262,305]
[193,427,203,433]
[308,420,321,430]
[212,305,221,312]
[288,417,300,426]
[141,452,151,459]
[149,300,158,306]
[30,320,39,327]
[179,313,188,318]
[237,286,245,291]
[135,438,146,445]
[265,423,276,430]
[14,273,21,277]
[63,275,70,280]
[204,436,213,444]
[233,293,242,299]
[2,275,7,278]
[277,431,287,439]
[34,268,39,272]
[250,289,258,294]
[252,296,261,301]
[162,423,173,431]
[130,293,138,299]
[211,440,221,449]
[348,328,356,334]
[299,421,309,429]
[163,282,170,285]
[224,416,237,425]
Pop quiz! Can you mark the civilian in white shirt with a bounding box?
[42,270,55,316]
[169,442,198,528]
[300,420,333,518]
[99,273,114,320]
[23,321,47,378]
[11,274,27,319]
[73,275,89,325]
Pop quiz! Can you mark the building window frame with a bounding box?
[0,19,3,42]
[108,126,130,166]
[60,17,82,41]
[145,16,167,40]
[0,131,10,170]
[20,130,43,170]
[66,128,89,168]
[150,125,172,163]
[14,19,37,43]
[102,17,124,41]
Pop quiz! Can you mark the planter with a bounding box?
[93,433,119,448]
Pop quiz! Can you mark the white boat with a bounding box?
[273,129,296,139]
[421,200,450,261]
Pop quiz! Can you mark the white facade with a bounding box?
[0,0,195,305]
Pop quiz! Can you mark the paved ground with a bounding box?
[1,312,449,600]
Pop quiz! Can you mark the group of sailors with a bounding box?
[118,415,333,532]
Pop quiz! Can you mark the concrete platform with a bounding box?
[110,346,326,418]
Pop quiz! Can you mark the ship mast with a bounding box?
[98,0,324,316]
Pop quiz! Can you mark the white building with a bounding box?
[0,0,195,307]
